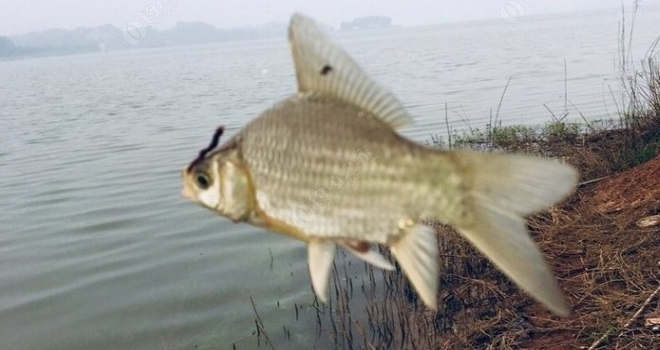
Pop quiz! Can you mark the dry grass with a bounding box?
[311,110,660,350]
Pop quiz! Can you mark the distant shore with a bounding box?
[0,21,288,60]
[0,16,399,61]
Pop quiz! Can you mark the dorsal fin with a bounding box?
[288,13,414,130]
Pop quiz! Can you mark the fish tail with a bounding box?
[450,151,578,316]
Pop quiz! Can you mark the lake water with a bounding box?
[1,7,659,350]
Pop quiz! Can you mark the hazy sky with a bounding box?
[0,0,629,36]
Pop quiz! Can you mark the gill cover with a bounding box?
[217,152,252,222]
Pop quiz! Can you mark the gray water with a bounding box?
[1,8,659,350]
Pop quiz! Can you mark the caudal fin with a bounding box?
[453,152,578,316]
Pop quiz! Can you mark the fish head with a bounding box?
[182,127,253,222]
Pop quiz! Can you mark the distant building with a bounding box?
[0,36,17,56]
[340,16,392,31]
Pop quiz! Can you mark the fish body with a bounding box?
[182,13,578,316]
[240,94,467,243]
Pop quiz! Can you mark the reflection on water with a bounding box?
[0,7,659,350]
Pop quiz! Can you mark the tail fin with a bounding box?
[452,151,578,316]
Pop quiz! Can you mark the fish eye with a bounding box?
[194,171,211,190]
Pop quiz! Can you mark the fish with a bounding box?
[181,13,578,316]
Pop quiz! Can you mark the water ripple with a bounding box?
[1,8,660,350]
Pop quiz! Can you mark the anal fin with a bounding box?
[390,224,438,309]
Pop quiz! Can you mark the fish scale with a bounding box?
[238,94,459,242]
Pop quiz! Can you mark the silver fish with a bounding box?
[181,13,577,316]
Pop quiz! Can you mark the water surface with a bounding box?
[1,7,659,350]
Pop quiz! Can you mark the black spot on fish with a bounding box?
[320,64,333,75]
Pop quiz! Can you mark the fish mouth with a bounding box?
[181,169,195,201]
[181,185,194,200]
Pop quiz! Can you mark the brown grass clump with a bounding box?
[522,154,660,350]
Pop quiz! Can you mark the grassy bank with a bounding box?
[310,11,660,350]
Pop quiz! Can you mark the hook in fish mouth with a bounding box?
[186,125,225,173]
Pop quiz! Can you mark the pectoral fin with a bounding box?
[307,240,336,303]
[390,224,438,308]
